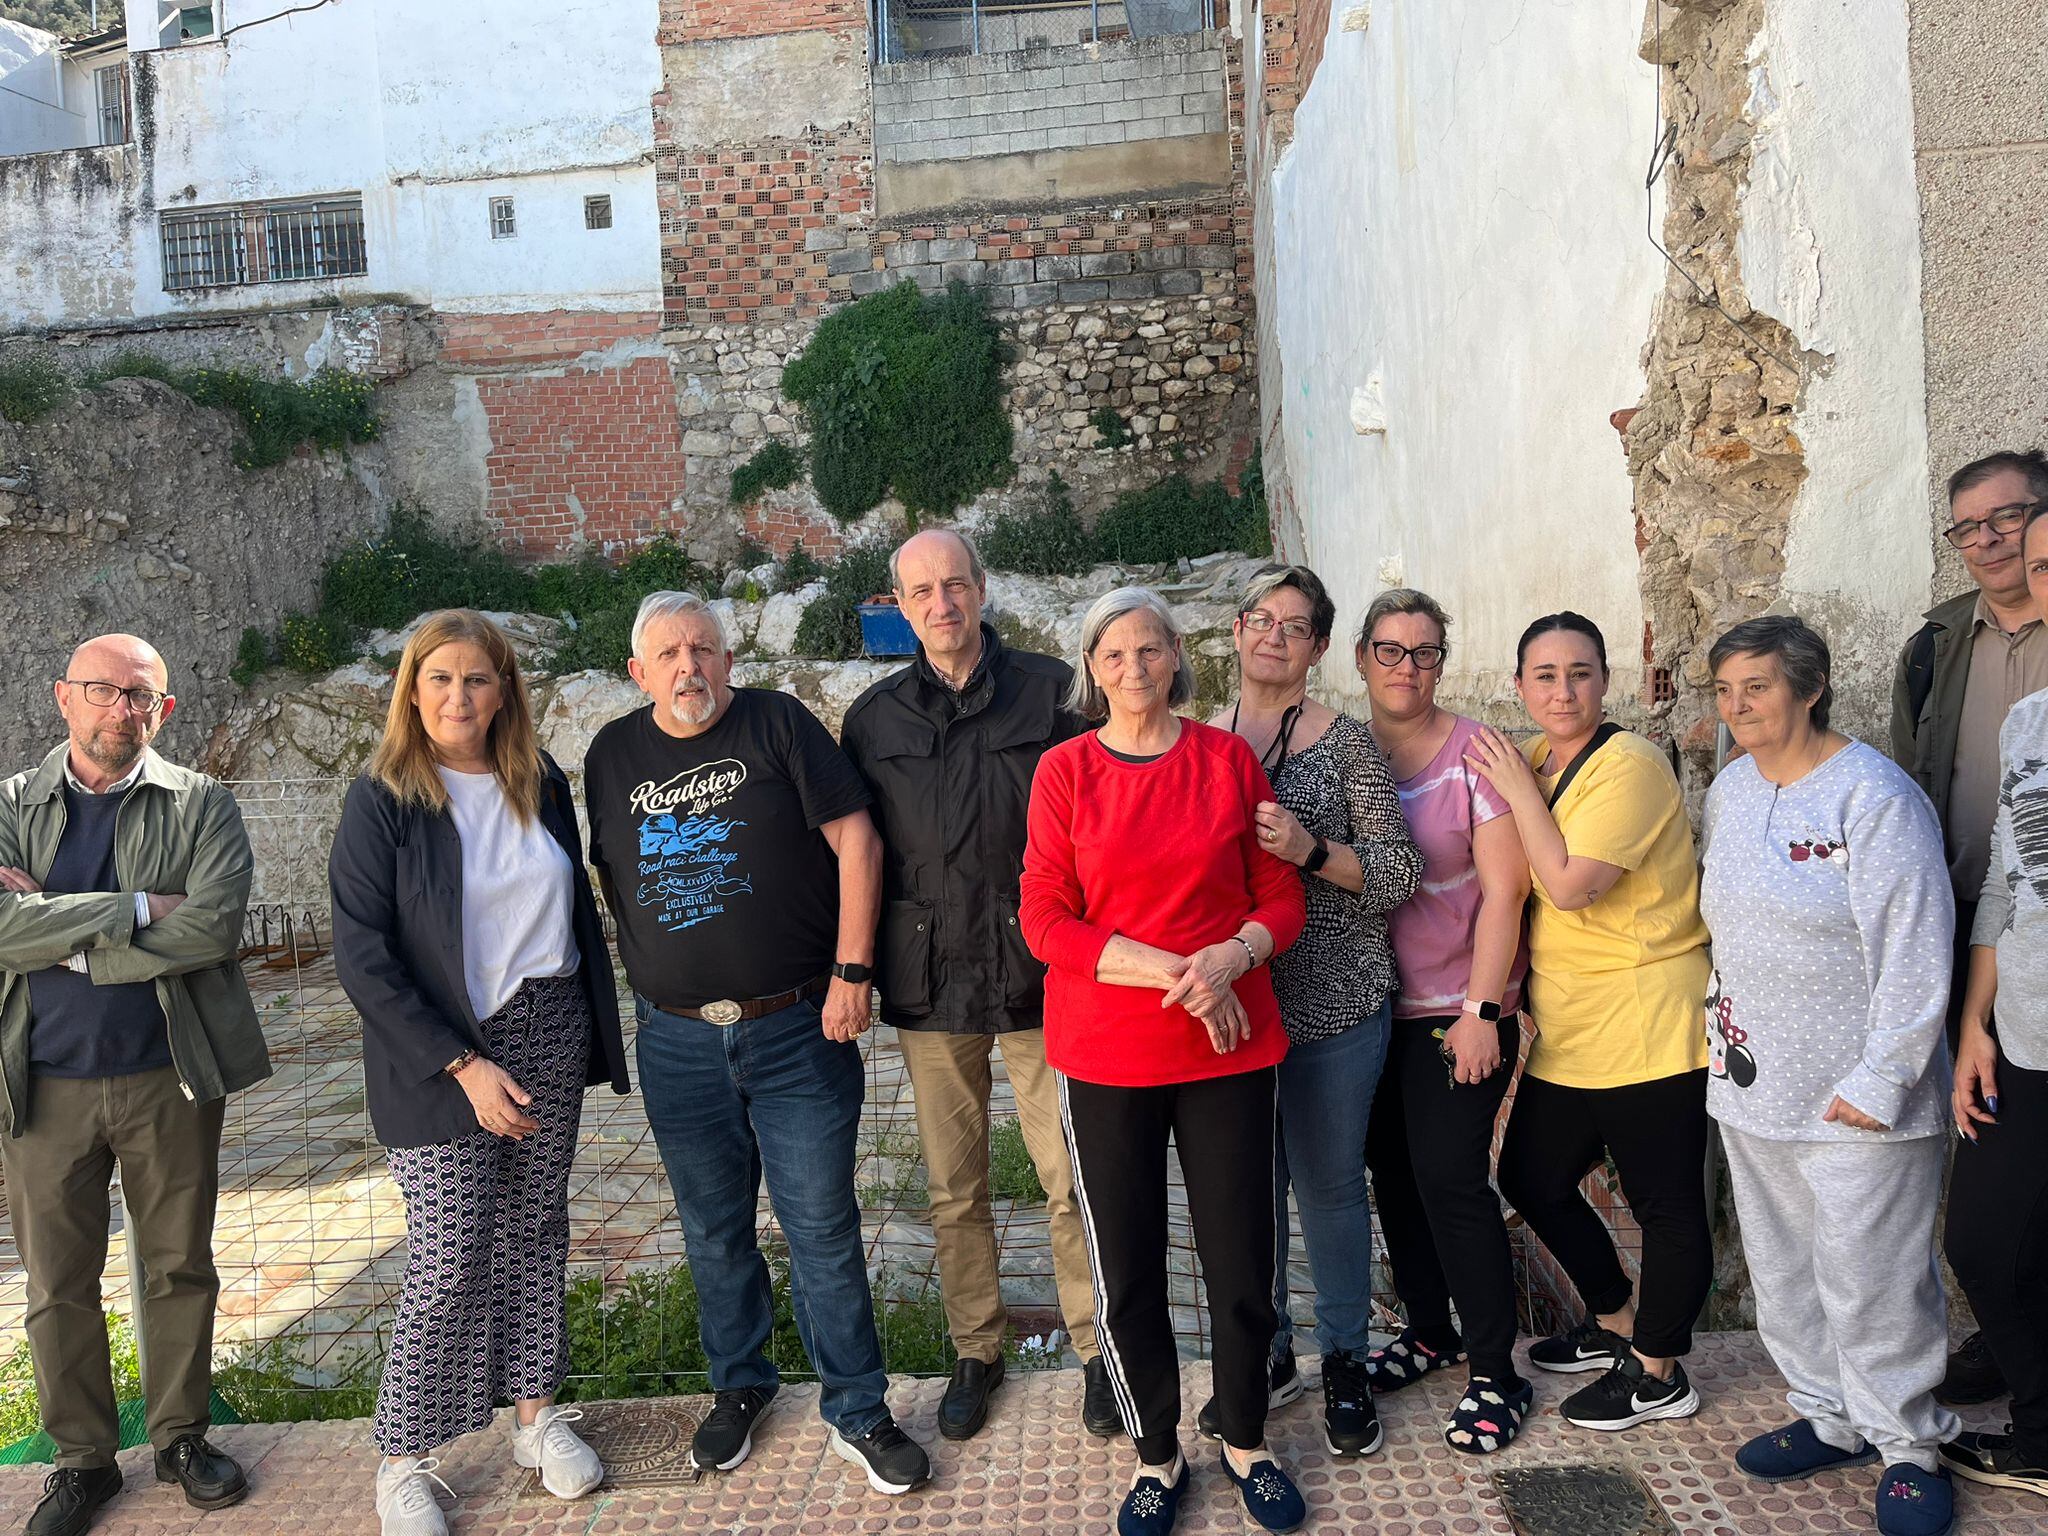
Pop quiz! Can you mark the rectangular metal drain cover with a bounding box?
[1494,1463,1677,1536]
[516,1399,705,1498]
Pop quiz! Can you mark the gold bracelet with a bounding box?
[445,1048,480,1078]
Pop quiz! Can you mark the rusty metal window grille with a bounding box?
[584,194,613,230]
[94,62,131,146]
[490,196,517,239]
[877,0,1213,61]
[159,196,367,293]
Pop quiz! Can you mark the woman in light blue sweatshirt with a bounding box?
[1698,616,1958,1536]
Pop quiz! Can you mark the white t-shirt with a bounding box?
[438,766,579,1022]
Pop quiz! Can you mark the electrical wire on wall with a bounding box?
[1641,1,1805,384]
[218,0,340,46]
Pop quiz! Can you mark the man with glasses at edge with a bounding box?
[1890,448,2048,1410]
[0,636,269,1536]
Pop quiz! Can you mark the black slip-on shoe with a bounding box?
[938,1356,1005,1440]
[1082,1356,1123,1439]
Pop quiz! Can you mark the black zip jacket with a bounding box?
[842,624,1087,1034]
[329,754,630,1148]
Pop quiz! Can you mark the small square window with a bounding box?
[489,196,516,240]
[584,195,613,231]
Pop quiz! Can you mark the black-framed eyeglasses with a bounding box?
[1240,610,1318,642]
[1367,640,1447,671]
[1943,502,2039,549]
[63,679,167,714]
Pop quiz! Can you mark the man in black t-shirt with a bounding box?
[586,591,929,1495]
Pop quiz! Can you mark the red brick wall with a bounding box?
[1257,0,1331,152]
[659,0,863,44]
[437,311,690,556]
[743,500,847,560]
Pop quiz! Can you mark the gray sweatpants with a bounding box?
[1721,1125,1960,1471]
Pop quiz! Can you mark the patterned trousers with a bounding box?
[374,975,592,1456]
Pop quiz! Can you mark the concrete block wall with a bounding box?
[872,32,1228,164]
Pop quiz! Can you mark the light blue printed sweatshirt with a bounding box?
[1699,740,1952,1141]
[1972,687,2048,1070]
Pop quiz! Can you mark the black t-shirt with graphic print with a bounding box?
[585,690,871,1010]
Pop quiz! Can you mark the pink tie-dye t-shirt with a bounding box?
[1389,713,1528,1018]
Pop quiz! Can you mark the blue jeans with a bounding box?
[1270,1002,1391,1359]
[635,995,889,1436]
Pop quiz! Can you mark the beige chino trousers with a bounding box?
[895,1027,1099,1364]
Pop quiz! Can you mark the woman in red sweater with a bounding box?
[1022,586,1308,1536]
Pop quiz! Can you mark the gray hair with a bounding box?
[1239,563,1336,641]
[1069,585,1194,720]
[1356,587,1454,656]
[889,527,986,593]
[631,590,729,660]
[1708,614,1833,730]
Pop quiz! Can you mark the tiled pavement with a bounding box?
[0,1335,2036,1536]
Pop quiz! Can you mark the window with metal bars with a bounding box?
[583,195,612,230]
[94,63,131,146]
[159,196,367,293]
[490,197,517,239]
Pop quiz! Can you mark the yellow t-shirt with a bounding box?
[1521,730,1710,1088]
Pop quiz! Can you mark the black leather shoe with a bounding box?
[1935,1330,2009,1407]
[26,1465,121,1536]
[153,1434,248,1510]
[938,1356,1005,1440]
[1082,1355,1122,1438]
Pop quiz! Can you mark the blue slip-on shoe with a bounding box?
[1117,1459,1189,1536]
[1735,1419,1879,1482]
[1219,1451,1307,1534]
[1876,1462,1954,1536]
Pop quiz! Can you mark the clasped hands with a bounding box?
[1161,939,1254,1055]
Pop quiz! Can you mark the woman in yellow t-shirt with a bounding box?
[1466,612,1713,1438]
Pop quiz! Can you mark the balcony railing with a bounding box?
[877,0,1214,62]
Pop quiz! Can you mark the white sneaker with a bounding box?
[375,1456,452,1536]
[512,1405,604,1498]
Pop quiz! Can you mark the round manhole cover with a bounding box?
[518,1400,703,1496]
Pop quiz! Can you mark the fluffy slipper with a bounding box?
[1444,1374,1534,1455]
[1366,1327,1466,1391]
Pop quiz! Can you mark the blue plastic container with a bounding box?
[858,600,919,657]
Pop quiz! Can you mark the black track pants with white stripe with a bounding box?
[1060,1066,1278,1461]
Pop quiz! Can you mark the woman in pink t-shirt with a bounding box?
[1357,588,1536,1454]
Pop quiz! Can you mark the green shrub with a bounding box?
[988,1117,1047,1203]
[1089,406,1130,450]
[547,605,638,675]
[781,545,824,590]
[278,611,355,673]
[729,439,804,505]
[320,508,534,634]
[793,592,862,661]
[828,540,894,607]
[229,626,273,688]
[87,351,178,386]
[213,1328,380,1423]
[1092,472,1270,565]
[0,352,70,424]
[782,281,1013,524]
[978,472,1093,576]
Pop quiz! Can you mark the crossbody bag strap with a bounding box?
[1544,720,1626,809]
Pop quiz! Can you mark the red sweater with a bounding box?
[1021,721,1308,1088]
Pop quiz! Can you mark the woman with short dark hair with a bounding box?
[1205,564,1421,1459]
[1465,612,1713,1436]
[330,611,631,1536]
[1699,614,1960,1536]
[1024,586,1309,1536]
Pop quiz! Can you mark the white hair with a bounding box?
[1069,585,1193,720]
[631,590,728,660]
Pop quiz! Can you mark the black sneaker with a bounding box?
[1529,1317,1631,1375]
[690,1384,778,1472]
[26,1465,121,1536]
[1940,1428,2048,1499]
[152,1434,248,1510]
[1319,1350,1382,1456]
[830,1414,931,1496]
[1560,1355,1700,1431]
[1934,1329,2008,1407]
[1197,1350,1304,1439]
[1083,1355,1123,1438]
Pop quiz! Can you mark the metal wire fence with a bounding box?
[0,775,1637,1415]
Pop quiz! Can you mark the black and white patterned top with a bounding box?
[1267,712,1423,1043]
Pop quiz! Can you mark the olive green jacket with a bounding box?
[1888,589,1980,840]
[0,744,270,1136]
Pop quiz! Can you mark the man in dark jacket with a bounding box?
[0,635,269,1536]
[1889,448,2048,1409]
[842,529,1116,1442]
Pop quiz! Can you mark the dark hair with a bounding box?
[1239,563,1337,642]
[1708,615,1833,731]
[1948,448,2048,506]
[1515,612,1608,678]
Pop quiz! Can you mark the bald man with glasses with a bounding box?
[0,635,269,1536]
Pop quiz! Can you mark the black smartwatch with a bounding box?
[831,961,874,984]
[1301,837,1331,875]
